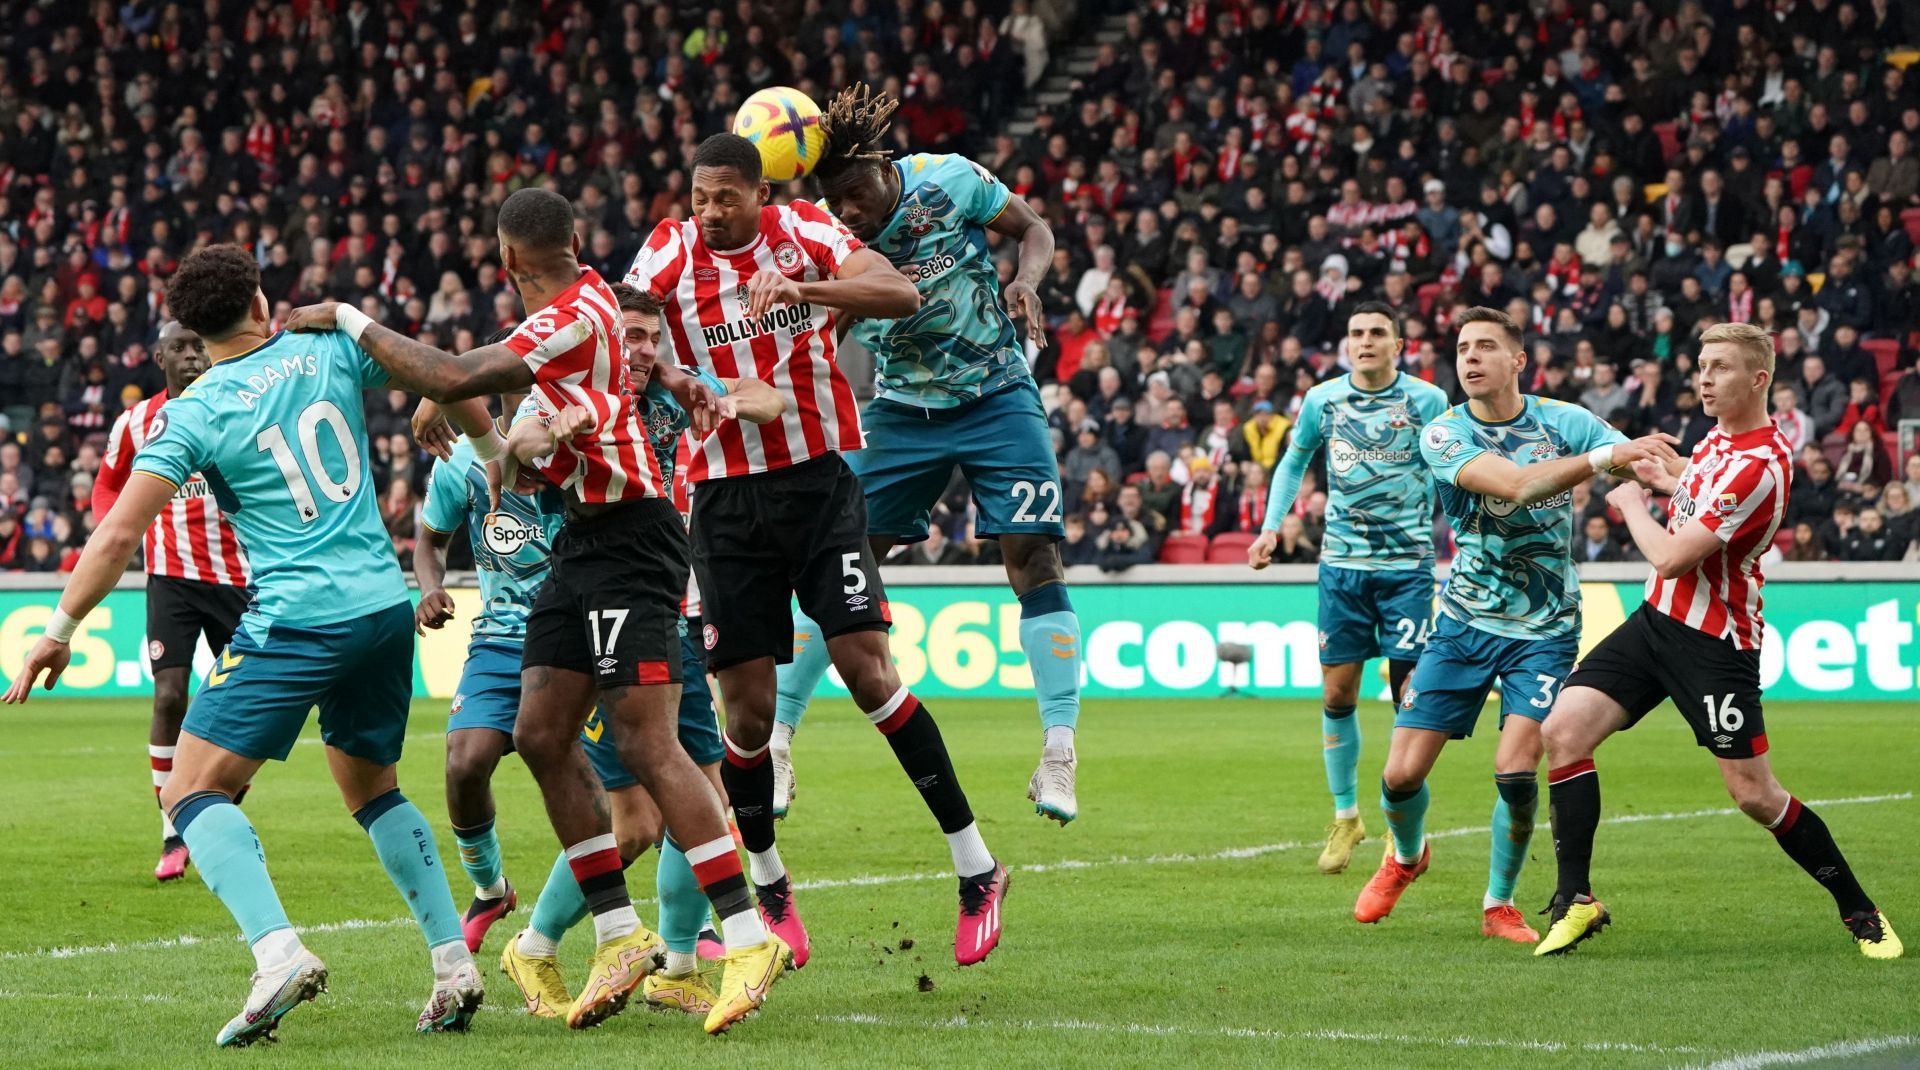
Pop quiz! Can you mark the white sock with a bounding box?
[430,938,473,980]
[517,927,560,958]
[1043,725,1074,750]
[1483,894,1513,911]
[719,904,769,951]
[151,744,176,836]
[663,950,698,977]
[475,877,507,900]
[747,845,787,886]
[1335,805,1360,820]
[772,721,795,748]
[162,809,178,838]
[250,927,305,970]
[591,904,640,943]
[945,822,994,878]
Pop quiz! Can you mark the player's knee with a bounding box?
[1380,762,1425,795]
[1003,537,1064,594]
[151,678,189,722]
[511,718,567,766]
[1722,772,1784,824]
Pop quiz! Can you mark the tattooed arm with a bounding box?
[285,302,533,402]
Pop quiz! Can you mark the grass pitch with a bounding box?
[0,696,1913,1069]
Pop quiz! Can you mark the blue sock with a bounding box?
[1488,772,1539,904]
[1016,583,1081,735]
[530,849,590,944]
[1380,779,1430,865]
[775,611,830,732]
[174,791,293,947]
[656,835,710,955]
[354,790,462,950]
[452,818,503,893]
[1322,705,1361,816]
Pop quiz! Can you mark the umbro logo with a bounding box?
[598,657,618,670]
[847,594,869,608]
[695,267,719,281]
[738,805,764,817]
[1713,734,1733,746]
[913,774,939,789]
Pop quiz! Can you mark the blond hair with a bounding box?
[1699,322,1775,375]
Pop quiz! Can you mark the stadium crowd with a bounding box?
[2,0,1919,575]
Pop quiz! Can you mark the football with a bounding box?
[733,86,827,181]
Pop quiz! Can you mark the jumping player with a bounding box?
[626,132,1011,969]
[1351,306,1678,943]
[94,321,254,883]
[6,246,483,1044]
[1248,303,1449,874]
[1535,322,1902,960]
[772,83,1083,825]
[286,187,788,1035]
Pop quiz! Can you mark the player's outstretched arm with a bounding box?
[1454,434,1679,506]
[1607,482,1725,578]
[1250,443,1314,570]
[285,302,533,402]
[720,377,786,424]
[3,474,175,702]
[746,247,920,321]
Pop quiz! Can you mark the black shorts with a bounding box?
[1564,604,1768,758]
[690,452,890,670]
[522,497,688,688]
[146,573,250,673]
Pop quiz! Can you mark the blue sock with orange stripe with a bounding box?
[1017,583,1081,741]
[452,819,504,897]
[774,612,829,733]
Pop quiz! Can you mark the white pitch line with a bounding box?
[3,792,1907,964]
[1677,1034,1920,1069]
[817,1012,1704,1056]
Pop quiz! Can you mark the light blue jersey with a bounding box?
[849,153,1029,409]
[1267,372,1452,570]
[1419,396,1626,640]
[132,329,407,630]
[421,439,566,644]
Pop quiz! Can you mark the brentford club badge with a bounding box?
[148,640,164,661]
[773,241,803,275]
[703,623,719,650]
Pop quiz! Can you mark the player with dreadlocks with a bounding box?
[768,83,1084,827]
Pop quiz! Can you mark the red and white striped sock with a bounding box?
[150,745,176,838]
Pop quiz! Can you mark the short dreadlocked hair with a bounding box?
[815,83,900,190]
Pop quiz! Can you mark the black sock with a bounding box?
[871,692,975,834]
[1495,770,1539,833]
[1547,759,1600,901]
[721,740,776,869]
[1770,798,1875,916]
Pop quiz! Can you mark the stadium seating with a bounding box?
[1206,532,1256,563]
[1158,534,1209,564]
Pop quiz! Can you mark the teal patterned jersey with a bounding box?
[131,329,407,630]
[1287,373,1452,571]
[848,153,1030,408]
[1420,396,1626,639]
[421,438,566,644]
[637,379,689,480]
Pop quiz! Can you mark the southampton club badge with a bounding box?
[773,241,803,275]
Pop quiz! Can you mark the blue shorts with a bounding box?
[183,601,414,767]
[449,640,523,740]
[584,627,725,791]
[850,383,1066,542]
[1317,564,1435,665]
[1394,613,1577,738]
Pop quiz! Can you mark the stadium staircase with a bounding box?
[1004,11,1134,141]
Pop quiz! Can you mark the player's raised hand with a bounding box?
[415,589,456,634]
[284,302,341,332]
[1607,432,1682,472]
[1247,530,1279,570]
[2,637,72,703]
[1606,481,1649,513]
[1004,281,1047,349]
[1629,457,1680,494]
[744,271,801,320]
[411,398,458,461]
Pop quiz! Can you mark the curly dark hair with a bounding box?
[815,82,899,191]
[169,245,261,339]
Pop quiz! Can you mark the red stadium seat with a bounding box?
[1884,371,1905,408]
[1773,527,1795,554]
[1653,121,1681,164]
[1479,68,1505,86]
[1863,338,1902,377]
[1416,282,1443,317]
[1158,533,1209,563]
[1148,288,1175,343]
[1902,207,1920,245]
[1125,470,1151,485]
[1207,532,1256,562]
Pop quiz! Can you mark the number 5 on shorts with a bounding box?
[841,552,867,595]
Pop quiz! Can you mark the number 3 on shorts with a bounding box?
[1010,480,1063,524]
[1527,672,1558,709]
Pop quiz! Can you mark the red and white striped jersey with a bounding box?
[1645,423,1792,650]
[504,267,665,503]
[95,394,249,587]
[625,201,866,483]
